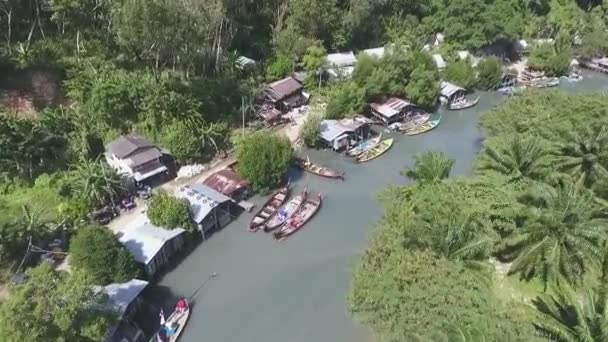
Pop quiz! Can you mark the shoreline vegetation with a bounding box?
[348,91,608,341]
[1,0,608,340]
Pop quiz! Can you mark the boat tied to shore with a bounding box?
[346,134,381,157]
[264,189,307,232]
[274,193,322,241]
[151,299,190,342]
[448,96,479,110]
[296,156,344,179]
[249,186,289,232]
[403,116,441,136]
[356,138,393,163]
[391,112,431,132]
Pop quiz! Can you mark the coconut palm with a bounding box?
[477,134,554,183]
[70,159,124,207]
[402,151,455,183]
[431,212,497,262]
[556,125,608,188]
[499,184,608,287]
[534,284,608,341]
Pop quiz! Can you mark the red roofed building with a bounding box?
[202,169,251,201]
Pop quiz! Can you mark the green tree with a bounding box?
[556,125,608,188]
[159,121,201,162]
[0,263,115,342]
[69,226,139,285]
[500,185,607,287]
[0,205,51,263]
[68,159,123,208]
[236,132,293,192]
[534,283,608,342]
[402,151,455,183]
[300,111,324,148]
[147,190,193,230]
[475,57,502,90]
[404,67,439,109]
[266,54,294,80]
[445,59,477,90]
[302,42,326,87]
[325,82,366,119]
[528,42,571,76]
[477,134,554,184]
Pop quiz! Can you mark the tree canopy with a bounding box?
[147,191,193,231]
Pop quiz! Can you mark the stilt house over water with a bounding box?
[439,81,466,104]
[369,97,413,126]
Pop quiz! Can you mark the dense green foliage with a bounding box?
[475,57,503,90]
[69,226,139,285]
[445,59,477,90]
[300,111,324,148]
[350,91,608,340]
[147,191,193,231]
[528,43,571,76]
[0,263,116,341]
[236,133,293,192]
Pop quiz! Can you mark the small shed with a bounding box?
[439,81,466,103]
[203,169,250,201]
[236,56,256,71]
[325,51,357,80]
[362,47,386,59]
[175,184,233,237]
[264,77,307,111]
[319,117,372,151]
[117,223,186,277]
[369,97,413,125]
[432,54,446,69]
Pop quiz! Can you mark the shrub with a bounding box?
[445,59,477,89]
[300,111,324,148]
[476,57,502,90]
[266,54,294,80]
[147,191,193,230]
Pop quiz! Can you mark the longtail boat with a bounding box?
[394,113,431,132]
[346,134,381,157]
[264,189,307,232]
[356,138,393,163]
[248,186,289,232]
[404,116,441,136]
[449,96,479,110]
[296,157,344,180]
[274,194,322,241]
[150,299,190,342]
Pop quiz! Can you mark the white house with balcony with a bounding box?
[104,135,169,183]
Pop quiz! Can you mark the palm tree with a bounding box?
[556,125,608,188]
[534,284,608,341]
[70,159,124,207]
[431,212,497,262]
[402,151,455,183]
[499,184,608,288]
[477,134,554,183]
[200,122,228,156]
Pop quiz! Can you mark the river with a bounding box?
[142,71,608,342]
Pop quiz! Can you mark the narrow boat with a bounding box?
[394,112,431,132]
[530,77,559,88]
[151,299,190,342]
[404,116,441,136]
[264,189,307,232]
[274,194,322,241]
[448,97,479,110]
[296,156,344,179]
[356,138,393,163]
[248,186,289,232]
[346,134,381,157]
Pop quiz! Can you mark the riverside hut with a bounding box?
[319,117,372,151]
[175,184,234,238]
[439,81,465,104]
[369,97,413,125]
[264,77,309,111]
[325,51,357,80]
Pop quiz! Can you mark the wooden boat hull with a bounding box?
[448,97,479,110]
[296,158,344,179]
[356,138,393,163]
[274,195,322,241]
[151,301,190,342]
[264,190,307,232]
[395,113,431,132]
[404,117,441,136]
[249,187,289,232]
[346,136,381,157]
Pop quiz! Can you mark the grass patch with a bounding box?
[0,175,66,226]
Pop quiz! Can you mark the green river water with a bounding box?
[143,71,608,342]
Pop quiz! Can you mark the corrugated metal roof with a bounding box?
[203,169,249,197]
[362,47,386,59]
[101,279,149,316]
[319,118,369,142]
[175,184,231,224]
[265,77,303,102]
[370,97,411,118]
[237,56,256,68]
[440,81,465,97]
[106,135,155,159]
[326,52,357,67]
[117,223,185,265]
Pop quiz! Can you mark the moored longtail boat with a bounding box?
[394,112,431,132]
[346,134,381,157]
[150,299,190,342]
[448,97,479,110]
[274,193,322,241]
[264,189,307,232]
[296,157,344,179]
[404,116,441,136]
[356,138,393,163]
[248,186,289,232]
